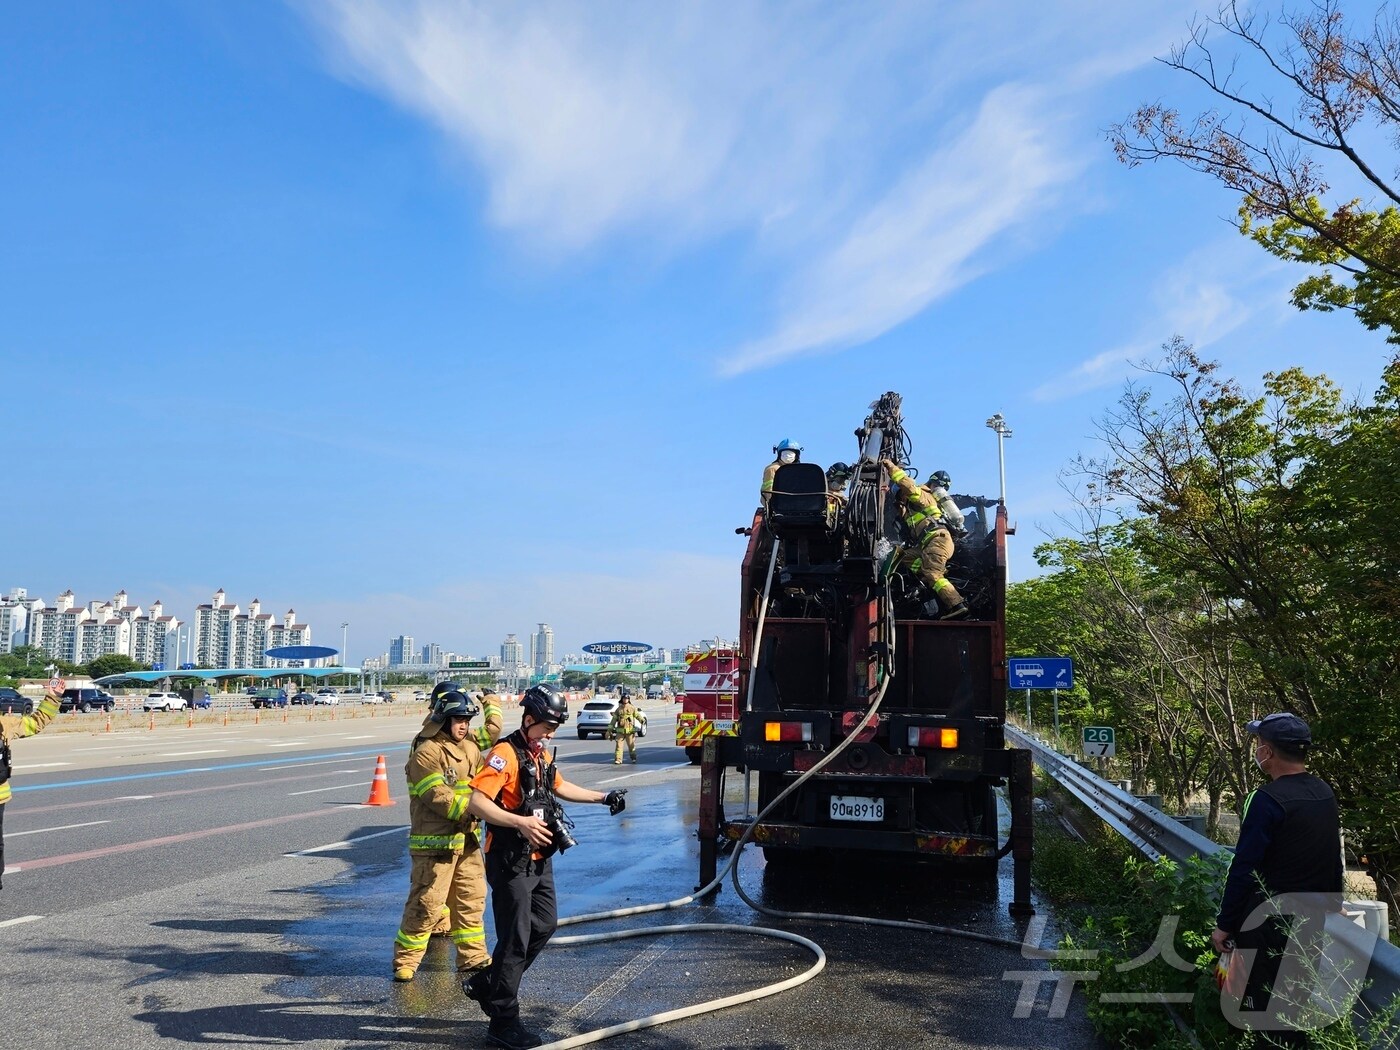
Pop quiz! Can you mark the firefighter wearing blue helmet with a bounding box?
[761,438,803,508]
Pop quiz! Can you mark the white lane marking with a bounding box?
[285,825,408,856]
[73,745,136,752]
[266,742,309,748]
[0,915,43,928]
[111,795,154,801]
[160,750,226,757]
[287,782,366,796]
[19,762,71,768]
[598,761,691,785]
[258,759,345,771]
[8,820,112,838]
[342,735,373,740]
[2,865,20,875]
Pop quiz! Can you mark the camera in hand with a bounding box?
[526,792,577,858]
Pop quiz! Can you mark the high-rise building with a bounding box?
[389,635,416,667]
[230,598,278,667]
[193,588,240,667]
[500,633,524,673]
[420,642,443,667]
[267,609,313,667]
[531,623,554,674]
[131,600,181,668]
[0,588,40,654]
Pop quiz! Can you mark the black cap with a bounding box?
[1246,712,1312,749]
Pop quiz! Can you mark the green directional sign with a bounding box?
[1082,725,1116,758]
[449,660,491,669]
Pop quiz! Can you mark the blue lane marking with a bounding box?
[12,745,411,794]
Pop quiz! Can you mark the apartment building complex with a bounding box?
[8,585,312,669]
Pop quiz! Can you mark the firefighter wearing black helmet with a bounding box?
[391,683,503,983]
[463,683,629,1050]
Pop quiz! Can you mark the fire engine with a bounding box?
[674,646,740,764]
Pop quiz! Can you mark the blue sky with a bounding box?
[2,1,1390,663]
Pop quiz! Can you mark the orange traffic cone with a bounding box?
[364,754,396,806]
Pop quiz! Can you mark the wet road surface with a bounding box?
[1,709,1104,1049]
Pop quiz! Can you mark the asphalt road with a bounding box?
[1,701,1104,1049]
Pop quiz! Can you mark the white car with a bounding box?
[358,692,384,704]
[314,688,340,706]
[576,697,648,740]
[143,691,188,712]
[412,690,428,701]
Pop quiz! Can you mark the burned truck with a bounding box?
[697,392,1033,914]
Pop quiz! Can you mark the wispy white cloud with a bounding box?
[303,0,1197,368]
[1031,238,1292,402]
[719,85,1080,375]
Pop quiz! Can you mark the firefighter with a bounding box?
[881,458,969,619]
[825,461,854,528]
[1,679,63,890]
[391,682,503,982]
[463,684,628,1050]
[610,693,641,764]
[760,438,802,508]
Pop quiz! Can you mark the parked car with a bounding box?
[377,690,395,702]
[59,687,116,713]
[290,691,316,705]
[142,691,188,712]
[313,688,340,706]
[356,691,384,704]
[576,697,648,740]
[412,690,428,701]
[0,687,34,715]
[250,688,289,709]
[194,692,213,709]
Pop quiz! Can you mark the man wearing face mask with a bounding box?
[1210,713,1342,1044]
[462,683,628,1050]
[760,438,802,509]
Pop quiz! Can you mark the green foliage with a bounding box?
[83,653,148,680]
[1244,199,1400,344]
[0,645,80,687]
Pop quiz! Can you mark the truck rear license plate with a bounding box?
[829,795,884,822]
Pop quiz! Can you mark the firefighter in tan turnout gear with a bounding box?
[610,692,641,765]
[882,458,970,620]
[1,678,63,890]
[392,681,504,981]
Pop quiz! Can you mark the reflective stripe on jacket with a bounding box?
[0,693,61,806]
[405,727,486,856]
[888,466,945,538]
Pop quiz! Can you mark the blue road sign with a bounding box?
[1008,657,1074,690]
[152,663,164,672]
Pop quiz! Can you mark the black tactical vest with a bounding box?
[1253,772,1343,905]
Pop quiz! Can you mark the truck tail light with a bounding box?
[764,721,813,743]
[907,726,959,749]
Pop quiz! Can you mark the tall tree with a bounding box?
[1111,0,1400,341]
[1075,340,1400,914]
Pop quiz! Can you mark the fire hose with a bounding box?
[525,546,1048,1050]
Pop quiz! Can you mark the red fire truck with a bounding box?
[674,646,740,764]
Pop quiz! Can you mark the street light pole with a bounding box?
[985,413,1013,508]
[341,622,349,668]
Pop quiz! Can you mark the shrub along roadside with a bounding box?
[1031,778,1397,1049]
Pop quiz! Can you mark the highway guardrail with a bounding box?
[1006,724,1400,1035]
